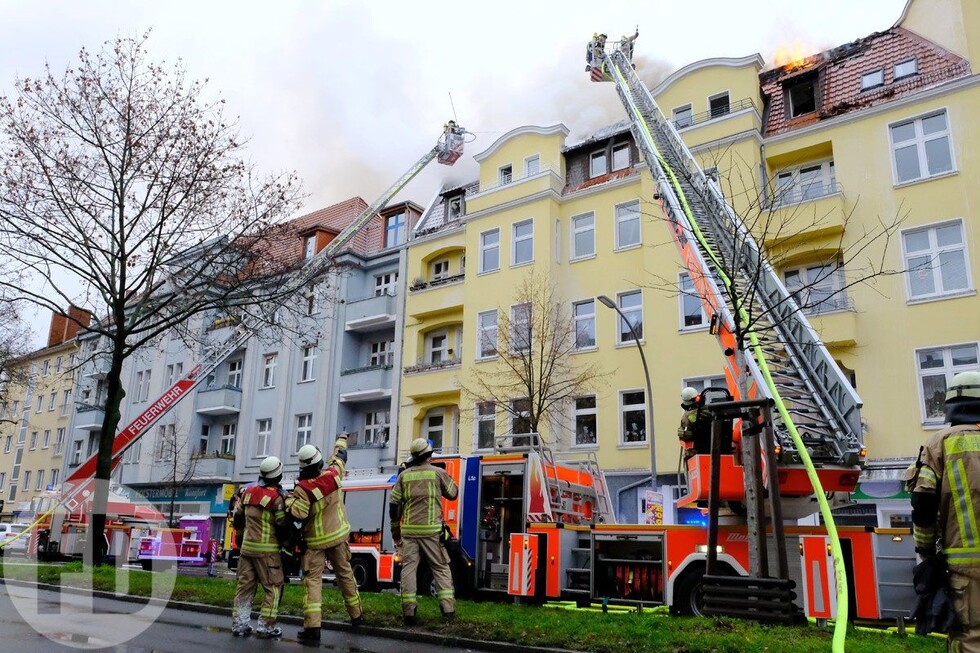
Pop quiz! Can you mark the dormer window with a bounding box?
[787,76,817,117]
[447,196,463,221]
[303,235,316,260]
[894,58,918,80]
[384,212,406,248]
[860,69,884,91]
[611,143,630,171]
[499,165,513,185]
[590,150,608,178]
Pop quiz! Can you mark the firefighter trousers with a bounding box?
[948,568,980,653]
[233,553,283,630]
[399,535,455,617]
[301,543,362,628]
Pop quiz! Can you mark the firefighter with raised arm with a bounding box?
[390,438,458,625]
[286,436,363,645]
[909,370,980,650]
[232,456,287,638]
[678,387,708,459]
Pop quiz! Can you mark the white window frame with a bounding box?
[423,408,445,450]
[447,196,463,221]
[199,424,210,456]
[783,261,848,315]
[510,303,532,354]
[571,212,596,260]
[619,389,647,446]
[860,68,884,90]
[220,422,236,456]
[35,469,44,492]
[55,356,63,373]
[432,258,451,280]
[901,219,972,302]
[166,362,184,387]
[363,410,390,445]
[474,401,496,451]
[589,150,608,178]
[54,428,65,456]
[155,423,176,462]
[614,200,641,250]
[673,104,693,129]
[679,272,708,331]
[573,299,596,351]
[262,353,277,388]
[573,395,598,447]
[136,369,152,402]
[227,359,243,388]
[29,431,37,450]
[682,375,728,395]
[35,398,43,414]
[3,436,10,454]
[42,360,49,377]
[23,471,30,491]
[477,310,498,360]
[915,342,979,425]
[894,58,918,80]
[510,399,532,437]
[385,212,406,248]
[370,339,394,367]
[42,429,50,449]
[773,160,836,206]
[616,290,644,344]
[255,418,272,457]
[708,91,731,118]
[479,228,500,274]
[300,343,317,382]
[304,235,316,260]
[0,472,6,491]
[426,330,450,364]
[71,440,83,466]
[50,469,58,488]
[498,164,513,186]
[889,109,955,185]
[524,154,540,176]
[511,219,534,267]
[611,143,630,171]
[47,392,56,411]
[374,272,398,296]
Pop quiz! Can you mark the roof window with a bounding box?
[860,69,884,91]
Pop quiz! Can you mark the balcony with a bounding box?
[674,97,756,131]
[189,453,235,481]
[409,273,465,293]
[83,354,111,380]
[806,299,858,347]
[195,385,242,416]
[74,404,105,431]
[466,166,566,214]
[407,281,465,319]
[767,179,842,209]
[339,365,393,403]
[762,186,847,251]
[345,292,397,333]
[404,357,462,376]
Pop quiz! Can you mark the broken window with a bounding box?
[787,78,817,117]
[708,92,730,118]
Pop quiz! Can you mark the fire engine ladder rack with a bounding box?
[63,124,467,493]
[537,436,616,524]
[602,47,863,469]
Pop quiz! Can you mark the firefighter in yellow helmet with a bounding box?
[286,437,363,645]
[390,438,458,625]
[232,456,287,638]
[909,370,980,650]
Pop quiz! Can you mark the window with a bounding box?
[71,440,83,466]
[784,262,848,314]
[300,344,317,382]
[477,310,498,359]
[573,300,596,350]
[611,143,630,171]
[512,219,534,266]
[262,353,277,388]
[304,235,316,260]
[4,436,10,453]
[385,213,406,247]
[511,399,532,446]
[499,164,513,185]
[574,396,597,446]
[916,344,979,423]
[166,362,184,386]
[29,432,37,450]
[42,360,49,377]
[424,409,445,450]
[374,272,398,296]
[155,424,176,462]
[305,283,320,315]
[447,196,463,221]
[774,161,836,205]
[894,58,918,80]
[571,213,595,259]
[370,340,394,367]
[510,303,532,354]
[590,151,608,178]
[426,330,449,364]
[475,402,496,450]
[35,470,44,492]
[890,110,954,184]
[617,291,643,343]
[860,69,884,90]
[42,430,50,449]
[902,220,971,300]
[0,473,5,490]
[227,359,243,388]
[136,369,152,402]
[35,399,43,414]
[679,273,707,330]
[255,418,272,457]
[48,392,56,411]
[220,422,236,456]
[54,428,64,456]
[615,200,641,249]
[199,424,210,455]
[620,390,647,444]
[123,438,142,463]
[23,471,30,491]
[683,375,728,395]
[55,356,63,373]
[708,92,730,118]
[525,155,540,176]
[432,259,450,280]
[50,469,58,488]
[673,104,693,129]
[479,229,500,273]
[364,410,390,445]
[787,78,816,117]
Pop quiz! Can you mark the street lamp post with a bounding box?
[597,295,657,490]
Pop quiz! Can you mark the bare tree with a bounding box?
[0,34,306,561]
[461,272,608,449]
[0,299,33,426]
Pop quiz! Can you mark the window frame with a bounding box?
[477,310,498,360]
[385,212,407,248]
[262,353,278,388]
[474,401,496,451]
[303,235,316,260]
[888,109,955,185]
[901,218,973,302]
[614,200,642,250]
[524,154,540,176]
[787,78,817,117]
[425,329,450,364]
[894,58,918,80]
[227,359,243,388]
[682,375,728,395]
[255,418,272,457]
[573,299,597,351]
[374,272,398,296]
[479,228,500,274]
[773,160,836,206]
[678,272,708,331]
[570,212,596,260]
[295,414,313,451]
[619,389,647,446]
[782,260,849,315]
[611,143,631,171]
[672,103,693,129]
[370,339,395,367]
[573,395,598,447]
[423,408,446,450]
[914,342,979,425]
[363,410,390,445]
[860,68,884,91]
[511,218,534,267]
[510,303,532,354]
[498,164,513,186]
[300,343,317,382]
[708,91,731,118]
[589,150,608,178]
[432,258,451,280]
[616,290,644,344]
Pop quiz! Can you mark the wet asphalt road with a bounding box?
[0,584,473,652]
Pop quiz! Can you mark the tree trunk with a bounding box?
[90,344,127,565]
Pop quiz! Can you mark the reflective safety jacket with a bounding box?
[236,483,286,556]
[912,423,980,567]
[390,462,458,538]
[286,461,348,550]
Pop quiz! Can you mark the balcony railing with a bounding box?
[475,165,562,195]
[74,403,105,430]
[188,453,235,480]
[673,97,755,131]
[409,273,465,292]
[766,180,843,208]
[404,357,462,375]
[799,294,855,316]
[195,384,242,415]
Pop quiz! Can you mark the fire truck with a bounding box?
[136,515,218,571]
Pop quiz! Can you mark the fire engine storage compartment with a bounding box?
[477,460,526,592]
[593,531,665,606]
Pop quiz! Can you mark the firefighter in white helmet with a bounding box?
[389,437,458,625]
[285,436,363,644]
[232,456,287,638]
[909,370,980,649]
[678,387,707,459]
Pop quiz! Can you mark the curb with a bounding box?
[0,578,574,653]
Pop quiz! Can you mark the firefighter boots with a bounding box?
[297,627,321,645]
[351,614,365,627]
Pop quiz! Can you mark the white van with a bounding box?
[0,523,29,555]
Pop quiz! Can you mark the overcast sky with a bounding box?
[2,0,909,345]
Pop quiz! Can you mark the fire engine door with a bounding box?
[800,536,836,619]
[476,462,525,591]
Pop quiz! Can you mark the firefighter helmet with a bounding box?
[681,386,699,408]
[297,444,323,469]
[409,438,433,461]
[259,456,282,479]
[946,370,980,402]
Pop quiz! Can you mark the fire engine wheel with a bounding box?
[351,556,377,592]
[670,567,707,617]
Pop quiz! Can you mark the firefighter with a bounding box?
[390,438,458,625]
[286,437,364,645]
[909,370,980,651]
[678,387,708,458]
[232,456,287,639]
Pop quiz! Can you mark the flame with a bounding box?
[772,40,814,72]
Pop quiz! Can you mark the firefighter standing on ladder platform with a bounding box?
[909,370,980,651]
[232,456,287,638]
[287,436,364,645]
[390,438,458,625]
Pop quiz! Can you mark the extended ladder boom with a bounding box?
[63,123,467,498]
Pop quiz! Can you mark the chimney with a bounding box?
[46,306,93,347]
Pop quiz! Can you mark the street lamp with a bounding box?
[597,295,657,489]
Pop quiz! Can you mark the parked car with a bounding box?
[0,523,30,555]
